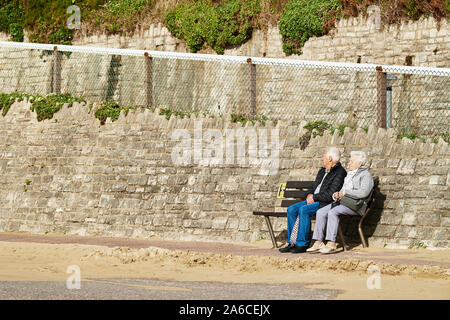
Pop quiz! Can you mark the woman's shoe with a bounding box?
[306,241,325,253]
[319,242,339,254]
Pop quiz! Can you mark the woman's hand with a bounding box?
[333,191,344,201]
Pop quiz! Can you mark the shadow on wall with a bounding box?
[339,184,386,249]
[105,55,122,101]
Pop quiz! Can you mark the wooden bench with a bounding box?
[253,177,379,251]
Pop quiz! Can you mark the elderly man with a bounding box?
[279,147,347,253]
[308,150,374,254]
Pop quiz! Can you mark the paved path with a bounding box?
[0,278,340,300]
[0,232,449,268]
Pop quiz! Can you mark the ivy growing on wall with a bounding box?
[279,0,341,55]
[164,0,261,54]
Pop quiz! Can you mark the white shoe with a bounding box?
[319,242,339,254]
[306,241,325,253]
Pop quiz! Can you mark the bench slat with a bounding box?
[253,211,287,217]
[285,181,314,189]
[282,190,308,199]
[280,199,303,207]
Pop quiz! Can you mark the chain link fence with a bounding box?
[0,41,449,140]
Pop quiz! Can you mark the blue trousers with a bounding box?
[286,200,320,247]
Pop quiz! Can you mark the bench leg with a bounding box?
[264,216,279,249]
[358,219,368,248]
[338,223,348,251]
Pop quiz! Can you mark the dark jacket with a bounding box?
[307,162,347,209]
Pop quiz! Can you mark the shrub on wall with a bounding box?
[94,100,134,124]
[81,0,156,35]
[279,0,341,55]
[0,0,24,42]
[0,92,85,120]
[164,0,261,54]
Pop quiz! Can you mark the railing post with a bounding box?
[376,66,387,128]
[53,46,61,94]
[247,58,256,116]
[144,52,153,108]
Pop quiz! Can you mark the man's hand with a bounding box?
[306,194,314,204]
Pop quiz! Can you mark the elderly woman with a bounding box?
[307,150,374,254]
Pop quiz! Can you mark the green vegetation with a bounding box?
[330,123,357,136]
[0,0,448,50]
[0,0,24,42]
[158,107,195,120]
[279,0,341,55]
[302,120,357,138]
[94,100,135,124]
[303,120,448,144]
[399,130,450,144]
[441,131,450,143]
[230,113,270,126]
[303,120,334,138]
[0,92,85,121]
[0,92,29,115]
[408,241,427,249]
[398,132,419,141]
[165,0,261,54]
[30,93,86,121]
[82,0,156,35]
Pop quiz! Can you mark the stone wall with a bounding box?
[0,100,448,248]
[71,16,450,68]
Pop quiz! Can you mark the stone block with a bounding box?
[212,217,228,230]
[401,212,417,226]
[396,158,417,175]
[432,228,447,241]
[417,212,441,227]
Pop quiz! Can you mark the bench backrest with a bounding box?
[364,176,379,214]
[277,181,314,207]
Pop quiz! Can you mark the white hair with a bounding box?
[325,147,341,162]
[350,150,367,166]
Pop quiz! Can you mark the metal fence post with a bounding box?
[53,46,61,94]
[144,52,153,108]
[376,66,387,128]
[247,58,256,116]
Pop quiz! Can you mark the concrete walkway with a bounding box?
[1,232,449,269]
